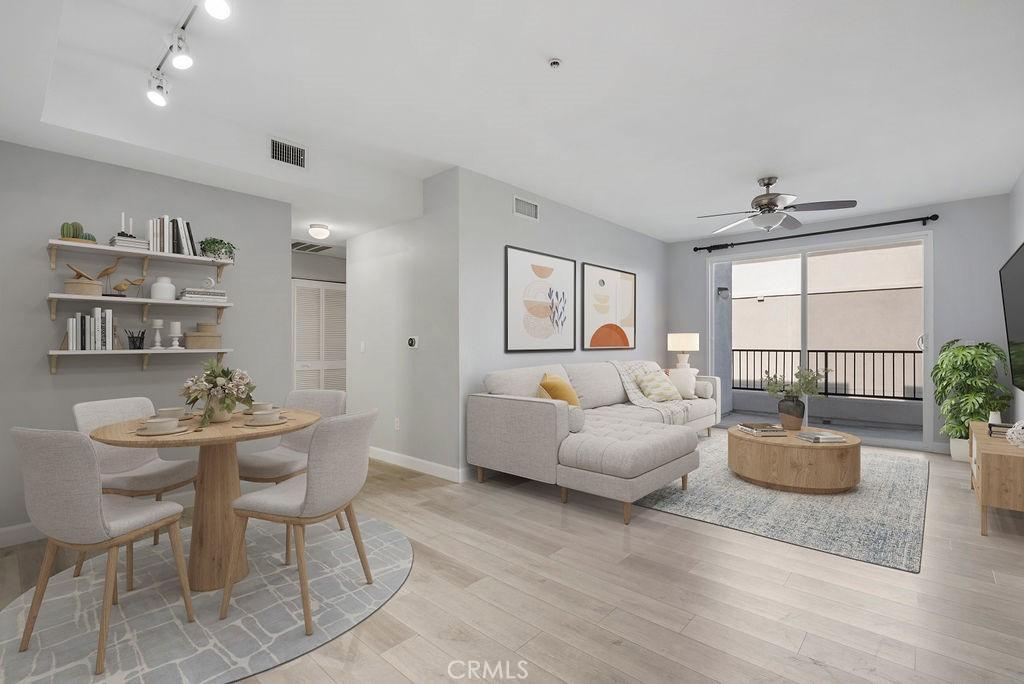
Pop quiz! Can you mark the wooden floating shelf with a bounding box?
[48,293,232,323]
[47,348,232,374]
[47,239,233,282]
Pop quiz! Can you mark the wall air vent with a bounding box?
[291,240,332,254]
[271,139,306,168]
[514,197,539,220]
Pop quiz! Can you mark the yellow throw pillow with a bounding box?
[639,370,683,403]
[538,373,581,407]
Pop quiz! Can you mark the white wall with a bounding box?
[291,251,346,282]
[1010,169,1024,416]
[0,141,293,541]
[670,194,1013,446]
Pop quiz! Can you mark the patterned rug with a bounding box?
[637,432,929,572]
[0,517,412,682]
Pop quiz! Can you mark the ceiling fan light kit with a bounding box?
[699,176,858,235]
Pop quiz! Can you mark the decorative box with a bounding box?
[184,322,222,349]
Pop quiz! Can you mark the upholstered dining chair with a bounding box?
[236,389,346,560]
[220,410,377,635]
[11,427,194,676]
[73,397,198,586]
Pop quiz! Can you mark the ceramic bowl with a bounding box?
[157,407,187,419]
[140,417,179,434]
[250,409,280,425]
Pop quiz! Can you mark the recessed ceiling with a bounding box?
[4,0,1024,243]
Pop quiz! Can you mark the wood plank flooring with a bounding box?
[4,431,1024,682]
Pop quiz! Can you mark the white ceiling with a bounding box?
[4,0,1024,244]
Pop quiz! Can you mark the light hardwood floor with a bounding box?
[4,430,1024,682]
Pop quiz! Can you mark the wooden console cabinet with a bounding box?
[968,421,1024,535]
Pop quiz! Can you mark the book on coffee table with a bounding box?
[795,430,846,443]
[737,422,787,437]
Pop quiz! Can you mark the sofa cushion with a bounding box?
[668,369,697,399]
[484,365,567,398]
[539,373,581,406]
[681,398,718,420]
[558,415,698,479]
[564,362,628,409]
[694,380,714,399]
[585,403,664,423]
[568,406,585,433]
[639,371,682,402]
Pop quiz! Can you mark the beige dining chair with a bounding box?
[73,397,198,586]
[11,427,194,675]
[236,389,347,561]
[220,410,377,635]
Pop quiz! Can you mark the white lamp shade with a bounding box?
[667,333,699,352]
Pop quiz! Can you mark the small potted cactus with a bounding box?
[58,221,96,243]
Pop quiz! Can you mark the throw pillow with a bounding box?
[568,406,585,433]
[538,373,581,407]
[694,380,714,399]
[668,369,698,399]
[638,371,683,402]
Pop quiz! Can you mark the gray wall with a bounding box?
[670,194,1013,446]
[0,141,292,536]
[291,251,346,282]
[346,169,462,473]
[1011,170,1024,416]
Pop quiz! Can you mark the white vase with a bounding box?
[206,401,232,423]
[988,411,1002,424]
[949,437,970,462]
[150,276,175,301]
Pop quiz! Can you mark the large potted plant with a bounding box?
[181,360,255,425]
[762,367,828,430]
[931,339,1011,461]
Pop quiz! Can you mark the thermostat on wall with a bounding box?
[407,336,419,349]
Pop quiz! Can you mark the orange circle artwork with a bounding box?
[589,323,629,347]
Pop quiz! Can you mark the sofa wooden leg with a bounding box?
[476,466,485,483]
[706,427,712,437]
[623,502,632,525]
[681,474,688,490]
[560,487,568,504]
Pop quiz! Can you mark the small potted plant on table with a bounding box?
[181,360,254,425]
[762,367,828,431]
[931,339,1010,461]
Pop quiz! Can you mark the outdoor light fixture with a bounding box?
[204,0,231,20]
[308,224,331,240]
[169,30,193,70]
[146,72,169,107]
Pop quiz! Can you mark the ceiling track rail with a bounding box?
[693,214,939,253]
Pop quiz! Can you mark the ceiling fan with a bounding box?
[699,177,857,235]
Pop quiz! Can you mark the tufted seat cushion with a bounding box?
[585,403,663,423]
[102,495,183,538]
[677,398,718,421]
[101,458,197,493]
[558,415,698,479]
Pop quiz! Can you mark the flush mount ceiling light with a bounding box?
[308,224,330,240]
[169,30,193,70]
[750,212,787,230]
[204,0,231,20]
[146,71,169,107]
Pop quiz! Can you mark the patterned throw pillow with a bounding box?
[638,371,682,403]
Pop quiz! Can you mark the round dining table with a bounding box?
[90,408,320,591]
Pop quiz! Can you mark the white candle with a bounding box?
[129,217,133,235]
[168,321,182,336]
[151,319,163,328]
[121,211,125,232]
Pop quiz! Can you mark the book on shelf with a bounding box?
[144,216,200,256]
[794,430,846,443]
[67,308,114,350]
[109,236,149,249]
[737,422,787,437]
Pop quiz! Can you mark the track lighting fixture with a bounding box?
[204,0,231,20]
[308,224,331,240]
[169,30,193,70]
[146,72,169,107]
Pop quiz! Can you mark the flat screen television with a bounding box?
[999,242,1024,391]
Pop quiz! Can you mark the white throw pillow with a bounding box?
[668,369,698,399]
[694,380,714,399]
[638,371,682,403]
[568,406,585,433]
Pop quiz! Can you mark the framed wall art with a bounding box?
[505,246,576,352]
[581,262,636,350]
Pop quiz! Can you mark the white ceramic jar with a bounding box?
[150,276,175,300]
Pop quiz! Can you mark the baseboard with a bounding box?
[370,446,465,483]
[0,521,42,547]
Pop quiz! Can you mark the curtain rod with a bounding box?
[692,214,939,253]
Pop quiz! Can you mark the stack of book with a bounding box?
[66,308,114,351]
[794,430,846,444]
[179,287,227,303]
[736,422,787,437]
[109,234,149,250]
[989,422,1012,438]
[147,216,199,256]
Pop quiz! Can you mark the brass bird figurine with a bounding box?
[66,263,98,281]
[112,279,133,294]
[122,277,146,297]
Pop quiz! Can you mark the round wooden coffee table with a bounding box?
[727,425,861,493]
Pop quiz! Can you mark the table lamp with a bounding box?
[667,333,699,371]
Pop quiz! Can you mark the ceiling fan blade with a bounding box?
[786,200,857,212]
[779,214,803,230]
[697,210,756,219]
[712,216,752,235]
[774,194,798,209]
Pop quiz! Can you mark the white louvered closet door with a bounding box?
[292,279,346,390]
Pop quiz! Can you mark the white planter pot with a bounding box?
[949,437,970,462]
[205,401,232,423]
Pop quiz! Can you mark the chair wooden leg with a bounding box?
[112,547,118,606]
[294,525,314,636]
[73,551,87,577]
[219,516,248,619]
[167,521,195,623]
[560,487,568,504]
[681,474,688,490]
[345,504,373,584]
[95,547,118,675]
[18,539,57,652]
[623,502,632,525]
[126,540,134,592]
[153,493,162,545]
[476,466,485,483]
[284,524,292,566]
[336,511,346,530]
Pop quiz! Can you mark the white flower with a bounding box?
[216,377,227,386]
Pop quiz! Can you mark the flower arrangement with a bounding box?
[180,360,255,425]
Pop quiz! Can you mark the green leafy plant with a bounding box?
[931,339,1010,439]
[762,367,828,398]
[199,237,237,261]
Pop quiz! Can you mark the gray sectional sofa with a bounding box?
[466,361,720,524]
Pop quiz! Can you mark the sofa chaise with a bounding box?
[467,361,720,523]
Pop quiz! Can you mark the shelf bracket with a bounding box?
[142,304,150,322]
[142,353,151,371]
[216,351,226,365]
[48,245,57,270]
[216,307,225,324]
[216,264,225,283]
[49,356,57,375]
[49,299,57,321]
[142,256,150,277]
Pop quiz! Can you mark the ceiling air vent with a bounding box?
[291,240,332,254]
[271,139,306,168]
[514,197,539,220]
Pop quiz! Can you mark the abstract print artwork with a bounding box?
[582,262,636,350]
[505,246,576,352]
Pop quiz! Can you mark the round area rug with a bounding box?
[0,517,412,683]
